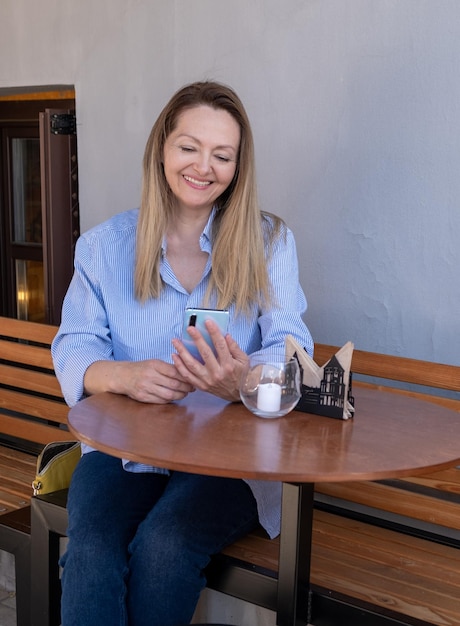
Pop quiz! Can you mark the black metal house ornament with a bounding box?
[285,336,355,420]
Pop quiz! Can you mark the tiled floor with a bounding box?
[0,589,15,626]
[0,549,16,626]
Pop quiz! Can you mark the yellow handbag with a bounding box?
[32,441,81,495]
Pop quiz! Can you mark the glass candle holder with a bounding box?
[240,353,301,418]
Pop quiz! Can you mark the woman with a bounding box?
[52,80,313,626]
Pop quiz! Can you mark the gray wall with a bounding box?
[2,0,459,365]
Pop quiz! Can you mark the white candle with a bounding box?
[257,383,282,413]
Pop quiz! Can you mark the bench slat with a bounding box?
[314,344,460,392]
[0,317,58,344]
[314,509,460,571]
[316,480,460,531]
[0,480,32,502]
[0,445,37,467]
[355,379,460,412]
[0,412,71,445]
[0,388,68,424]
[0,338,55,370]
[0,492,31,512]
[314,552,460,625]
[405,468,460,495]
[0,363,63,397]
[1,462,36,486]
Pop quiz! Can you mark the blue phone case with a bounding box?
[182,308,229,362]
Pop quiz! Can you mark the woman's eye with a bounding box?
[179,146,195,153]
[215,155,231,163]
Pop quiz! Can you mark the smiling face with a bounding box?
[163,105,241,217]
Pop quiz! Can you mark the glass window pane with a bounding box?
[15,259,45,322]
[12,138,42,244]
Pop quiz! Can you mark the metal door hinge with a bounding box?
[50,113,76,135]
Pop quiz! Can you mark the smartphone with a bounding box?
[182,308,229,362]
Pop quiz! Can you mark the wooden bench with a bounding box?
[208,345,460,626]
[0,316,70,626]
[4,315,459,626]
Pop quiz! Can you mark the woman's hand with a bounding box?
[171,320,249,402]
[84,359,195,404]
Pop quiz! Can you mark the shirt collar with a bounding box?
[199,206,217,253]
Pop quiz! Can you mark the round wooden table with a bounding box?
[68,385,460,626]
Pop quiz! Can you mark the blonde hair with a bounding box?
[135,81,282,314]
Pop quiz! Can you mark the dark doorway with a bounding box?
[0,86,80,324]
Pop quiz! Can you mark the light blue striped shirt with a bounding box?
[52,207,313,538]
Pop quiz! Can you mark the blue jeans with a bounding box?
[60,451,259,626]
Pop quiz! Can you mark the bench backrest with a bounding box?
[0,316,70,453]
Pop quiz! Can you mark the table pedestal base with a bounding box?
[277,483,314,626]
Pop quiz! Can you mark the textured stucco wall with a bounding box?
[1,0,458,364]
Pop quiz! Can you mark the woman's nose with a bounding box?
[193,150,212,174]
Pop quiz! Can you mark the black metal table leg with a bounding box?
[277,482,315,626]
